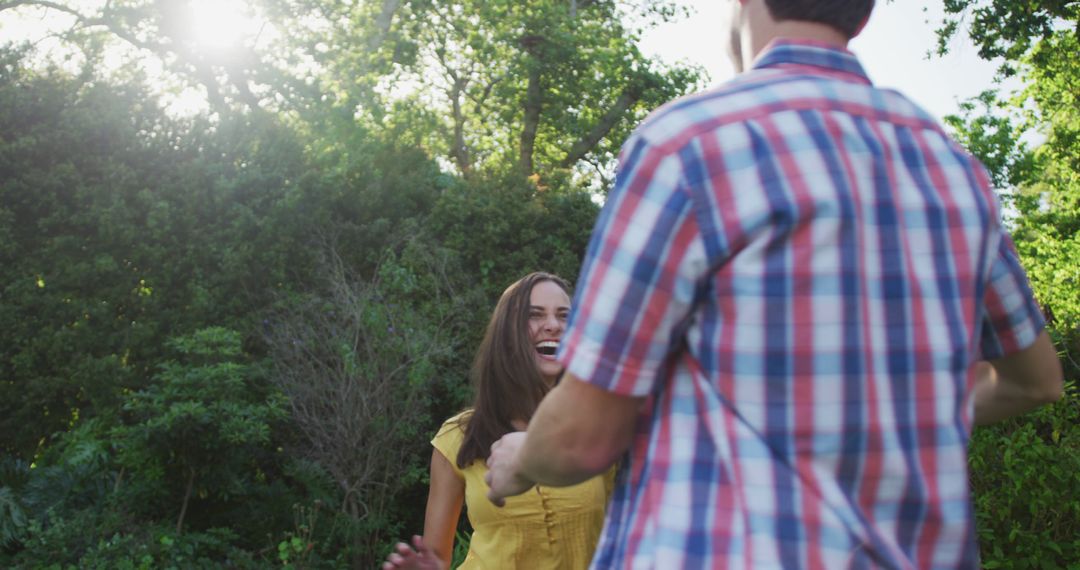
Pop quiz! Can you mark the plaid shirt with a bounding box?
[558,41,1045,569]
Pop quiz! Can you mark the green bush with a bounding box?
[427,173,599,300]
[970,380,1080,568]
[13,514,259,570]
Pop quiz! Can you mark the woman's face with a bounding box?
[527,280,571,385]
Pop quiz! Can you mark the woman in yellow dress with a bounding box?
[383,272,613,570]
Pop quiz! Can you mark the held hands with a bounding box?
[382,535,444,570]
[485,431,535,506]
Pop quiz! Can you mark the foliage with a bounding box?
[0,48,164,458]
[0,0,702,187]
[0,44,449,461]
[374,0,702,182]
[940,3,1079,363]
[451,529,472,569]
[939,1,1080,567]
[1013,31,1080,347]
[943,90,1035,190]
[111,327,288,535]
[0,35,608,563]
[428,173,599,300]
[936,0,1078,76]
[0,329,298,567]
[0,486,26,550]
[14,515,262,569]
[969,382,1080,569]
[262,237,474,562]
[3,0,1069,566]
[0,51,310,459]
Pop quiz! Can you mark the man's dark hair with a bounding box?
[763,0,875,39]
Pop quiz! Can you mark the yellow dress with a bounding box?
[432,412,614,570]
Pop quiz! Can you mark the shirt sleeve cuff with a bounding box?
[559,335,660,398]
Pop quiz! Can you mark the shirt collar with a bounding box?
[751,39,870,83]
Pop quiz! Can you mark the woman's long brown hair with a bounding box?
[455,272,570,469]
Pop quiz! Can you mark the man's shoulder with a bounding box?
[632,69,787,150]
[633,67,944,153]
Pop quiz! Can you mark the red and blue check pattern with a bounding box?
[559,41,1045,569]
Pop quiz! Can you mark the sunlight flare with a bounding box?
[187,0,260,53]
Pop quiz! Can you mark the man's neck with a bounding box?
[742,21,850,70]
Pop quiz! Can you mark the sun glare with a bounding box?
[187,0,260,53]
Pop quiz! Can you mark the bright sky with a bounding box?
[639,0,1016,122]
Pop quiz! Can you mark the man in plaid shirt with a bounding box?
[486,0,1063,568]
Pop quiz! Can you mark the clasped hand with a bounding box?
[485,431,535,506]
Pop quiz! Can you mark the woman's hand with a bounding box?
[382,535,445,570]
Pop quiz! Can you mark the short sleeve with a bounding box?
[557,135,708,397]
[431,413,468,479]
[978,233,1046,359]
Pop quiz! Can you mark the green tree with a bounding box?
[938,2,1080,566]
[372,0,701,183]
[0,0,621,562]
[1,0,702,186]
[937,0,1078,76]
[112,327,287,535]
[428,173,599,299]
[0,0,307,113]
[939,1,1078,363]
[0,49,172,458]
[0,50,307,459]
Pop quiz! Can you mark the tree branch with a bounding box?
[3,1,155,52]
[1,0,76,15]
[559,87,638,168]
[6,0,267,112]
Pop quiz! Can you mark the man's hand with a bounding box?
[485,431,535,506]
[485,374,641,499]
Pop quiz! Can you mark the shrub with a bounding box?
[969,380,1080,568]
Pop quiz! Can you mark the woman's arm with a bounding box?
[422,448,465,564]
[384,449,465,570]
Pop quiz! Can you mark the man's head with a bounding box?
[763,0,875,40]
[724,0,875,72]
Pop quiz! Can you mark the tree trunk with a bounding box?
[451,78,471,174]
[367,0,403,53]
[113,466,125,495]
[519,62,542,177]
[176,467,196,535]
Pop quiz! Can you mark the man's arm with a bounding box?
[486,373,643,505]
[973,330,1063,426]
